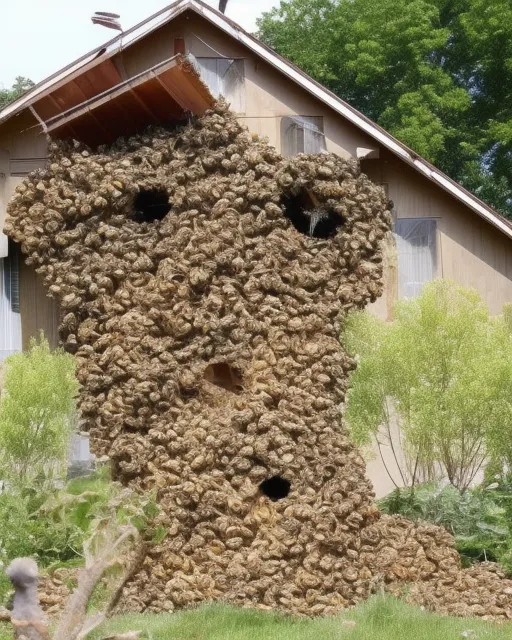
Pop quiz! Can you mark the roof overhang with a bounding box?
[1,0,511,239]
[44,55,214,147]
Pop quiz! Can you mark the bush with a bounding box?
[0,333,79,487]
[0,334,163,609]
[344,280,512,490]
[379,482,512,571]
[0,466,160,605]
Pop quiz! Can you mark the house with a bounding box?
[0,0,511,495]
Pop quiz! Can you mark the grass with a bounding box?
[86,595,512,640]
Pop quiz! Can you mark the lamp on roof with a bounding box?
[219,0,228,14]
[91,11,122,31]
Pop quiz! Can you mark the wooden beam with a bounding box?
[45,56,187,133]
[129,88,159,123]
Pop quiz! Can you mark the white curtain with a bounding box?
[0,253,22,363]
[281,116,327,156]
[194,58,245,113]
[394,218,437,299]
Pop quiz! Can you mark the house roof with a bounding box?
[1,0,511,240]
[45,55,215,147]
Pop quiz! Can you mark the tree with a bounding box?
[257,0,512,217]
[0,334,79,486]
[447,0,512,215]
[0,76,35,110]
[344,280,512,491]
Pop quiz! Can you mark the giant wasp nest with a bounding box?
[6,102,512,619]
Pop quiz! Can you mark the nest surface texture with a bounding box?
[6,103,512,619]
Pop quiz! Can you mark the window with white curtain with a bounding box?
[394,218,437,299]
[0,248,22,363]
[194,58,245,113]
[280,116,326,156]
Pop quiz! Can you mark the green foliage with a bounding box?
[344,280,512,490]
[257,0,512,217]
[0,333,79,486]
[0,77,34,110]
[87,596,511,640]
[0,468,160,606]
[0,623,11,640]
[379,483,511,569]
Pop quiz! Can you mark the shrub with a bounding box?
[379,482,512,570]
[344,280,512,490]
[0,466,160,605]
[0,466,159,565]
[0,333,79,487]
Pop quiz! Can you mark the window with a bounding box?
[394,218,437,299]
[280,116,326,156]
[194,58,245,113]
[69,433,91,462]
[0,246,22,363]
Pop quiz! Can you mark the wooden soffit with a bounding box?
[32,55,215,147]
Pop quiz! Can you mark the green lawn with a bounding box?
[0,594,509,640]
[83,595,512,640]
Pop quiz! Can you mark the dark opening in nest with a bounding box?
[132,188,171,222]
[259,475,291,501]
[204,362,243,394]
[281,189,343,239]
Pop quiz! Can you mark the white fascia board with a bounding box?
[113,0,190,50]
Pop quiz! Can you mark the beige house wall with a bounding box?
[1,12,512,496]
[365,152,512,320]
[0,111,59,349]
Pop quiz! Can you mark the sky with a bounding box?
[0,0,281,88]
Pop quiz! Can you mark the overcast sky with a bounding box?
[0,0,280,88]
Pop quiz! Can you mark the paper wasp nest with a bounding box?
[6,103,512,619]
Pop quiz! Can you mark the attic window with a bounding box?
[132,189,171,222]
[281,116,326,156]
[259,476,291,501]
[204,362,243,394]
[281,189,344,239]
[194,58,245,113]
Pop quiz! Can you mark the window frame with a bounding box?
[394,216,439,300]
[194,57,246,114]
[280,115,327,156]
[0,243,22,362]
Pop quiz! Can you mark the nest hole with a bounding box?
[281,189,343,239]
[259,475,291,501]
[204,362,243,394]
[132,188,171,222]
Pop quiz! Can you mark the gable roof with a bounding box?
[2,0,511,240]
